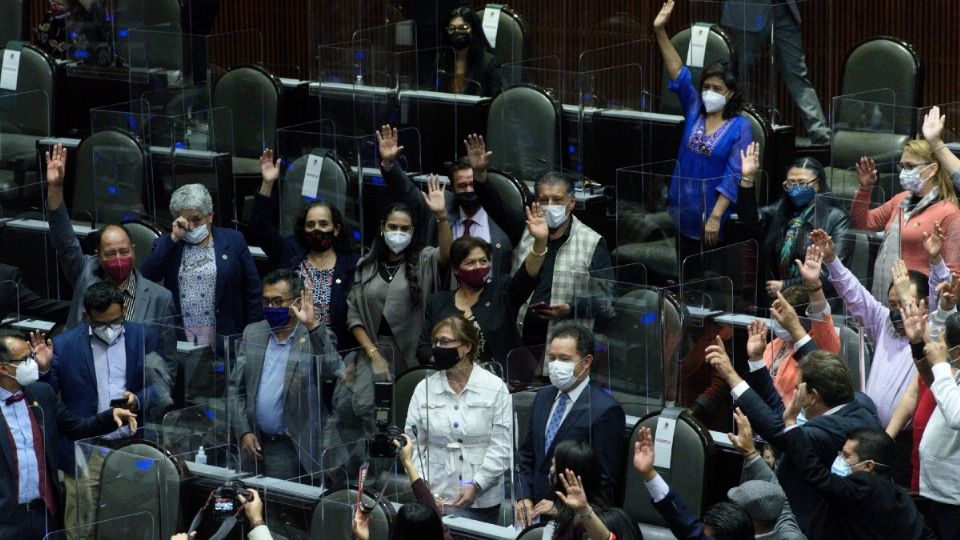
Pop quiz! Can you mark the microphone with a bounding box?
[411,424,427,484]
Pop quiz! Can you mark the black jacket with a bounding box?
[774,427,932,540]
[436,49,504,98]
[0,264,69,324]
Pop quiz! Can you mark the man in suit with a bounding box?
[0,263,69,325]
[0,329,136,539]
[43,144,176,377]
[514,322,625,527]
[377,125,521,281]
[37,281,159,532]
[230,269,340,480]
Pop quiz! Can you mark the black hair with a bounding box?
[703,501,753,540]
[449,157,473,179]
[262,268,303,298]
[358,203,422,305]
[449,236,492,270]
[438,7,494,86]
[83,281,124,314]
[798,350,854,407]
[596,508,642,540]
[945,312,960,348]
[700,60,743,119]
[552,440,607,538]
[786,156,829,194]
[886,270,930,303]
[293,200,355,255]
[0,329,27,364]
[395,502,445,540]
[550,322,596,359]
[846,428,895,475]
[535,171,575,197]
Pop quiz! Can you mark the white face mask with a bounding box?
[93,324,123,345]
[548,359,582,391]
[899,164,932,194]
[701,90,728,114]
[7,356,39,386]
[769,319,793,342]
[184,223,209,245]
[830,455,852,477]
[544,205,568,229]
[383,231,412,254]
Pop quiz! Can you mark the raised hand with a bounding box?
[765,280,783,297]
[924,330,949,367]
[422,175,447,216]
[464,133,493,174]
[923,106,946,144]
[376,124,404,164]
[937,275,960,311]
[771,291,803,340]
[922,221,946,264]
[855,156,878,188]
[632,427,656,480]
[901,299,928,345]
[891,259,915,304]
[809,229,836,262]
[740,141,761,180]
[726,408,757,459]
[653,0,676,31]
[746,319,768,360]
[705,335,740,387]
[290,279,317,329]
[783,382,807,426]
[555,469,589,513]
[525,202,548,241]
[45,143,68,187]
[260,148,280,183]
[29,330,53,372]
[794,243,824,285]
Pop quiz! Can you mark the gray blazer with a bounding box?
[229,320,341,475]
[741,455,807,540]
[721,0,801,31]
[48,204,175,327]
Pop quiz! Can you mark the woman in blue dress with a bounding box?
[654,0,752,268]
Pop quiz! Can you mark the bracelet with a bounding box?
[309,324,322,334]
[530,245,548,257]
[740,177,755,185]
[366,347,379,356]
[436,215,448,223]
[743,451,759,461]
[250,519,266,528]
[803,282,823,292]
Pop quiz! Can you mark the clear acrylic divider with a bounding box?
[0,90,51,215]
[814,193,888,298]
[44,512,155,540]
[161,402,241,472]
[591,262,648,287]
[681,239,758,315]
[73,434,178,539]
[124,26,195,95]
[612,163,677,280]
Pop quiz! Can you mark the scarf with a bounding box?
[872,188,940,302]
[778,204,815,278]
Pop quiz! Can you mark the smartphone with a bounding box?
[109,398,127,408]
[529,302,550,311]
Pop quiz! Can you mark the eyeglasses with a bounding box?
[87,318,123,329]
[7,352,36,366]
[896,161,932,172]
[782,178,817,190]
[433,338,460,348]
[446,24,471,33]
[262,297,296,308]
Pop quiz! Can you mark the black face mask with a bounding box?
[455,192,481,216]
[432,347,461,370]
[889,309,905,334]
[305,230,335,252]
[450,32,471,51]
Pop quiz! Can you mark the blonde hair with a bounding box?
[432,315,479,363]
[904,139,958,205]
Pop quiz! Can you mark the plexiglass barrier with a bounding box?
[815,193,888,299]
[44,512,156,540]
[0,90,50,215]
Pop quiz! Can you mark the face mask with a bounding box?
[549,359,582,391]
[450,32,471,51]
[102,256,134,282]
[263,306,291,329]
[786,185,816,207]
[544,205,568,229]
[184,224,209,245]
[830,455,852,477]
[889,310,905,335]
[306,230,335,252]
[796,408,808,426]
[701,90,728,114]
[769,319,793,342]
[432,346,462,370]
[6,356,39,386]
[383,231,412,254]
[455,266,490,288]
[455,192,481,216]
[93,324,123,345]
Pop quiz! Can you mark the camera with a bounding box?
[212,480,249,516]
[367,382,403,458]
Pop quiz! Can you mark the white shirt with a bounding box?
[405,364,513,509]
[545,375,591,438]
[452,207,491,243]
[919,362,960,504]
[88,327,133,439]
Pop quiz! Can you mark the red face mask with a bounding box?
[103,257,134,282]
[455,266,490,288]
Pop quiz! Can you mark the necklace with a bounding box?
[382,261,402,281]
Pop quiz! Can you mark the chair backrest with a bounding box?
[486,85,560,182]
[622,409,712,531]
[516,522,547,540]
[280,151,354,235]
[394,365,438,429]
[839,37,921,136]
[0,2,25,45]
[212,65,281,159]
[838,323,871,391]
[658,25,733,116]
[477,5,526,75]
[121,220,163,270]
[485,169,529,219]
[740,106,768,200]
[0,43,56,136]
[74,129,149,226]
[512,389,538,446]
[311,489,394,540]
[95,441,183,540]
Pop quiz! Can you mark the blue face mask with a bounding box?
[786,185,816,207]
[263,307,291,329]
[831,455,852,477]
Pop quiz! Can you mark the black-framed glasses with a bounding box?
[87,318,124,329]
[446,24,471,33]
[262,296,297,308]
[7,352,36,365]
[782,178,817,190]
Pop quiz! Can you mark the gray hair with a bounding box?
[535,171,574,197]
[169,184,213,217]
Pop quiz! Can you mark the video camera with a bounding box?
[368,382,404,458]
[212,480,251,517]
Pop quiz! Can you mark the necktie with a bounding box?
[4,391,24,406]
[462,218,475,238]
[544,392,570,454]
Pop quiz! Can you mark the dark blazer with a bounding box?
[720,0,801,30]
[652,488,710,540]
[515,382,626,502]
[381,162,517,282]
[0,263,69,324]
[735,367,882,533]
[0,382,118,523]
[773,427,932,540]
[140,227,263,338]
[245,193,360,349]
[417,263,538,366]
[43,321,159,468]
